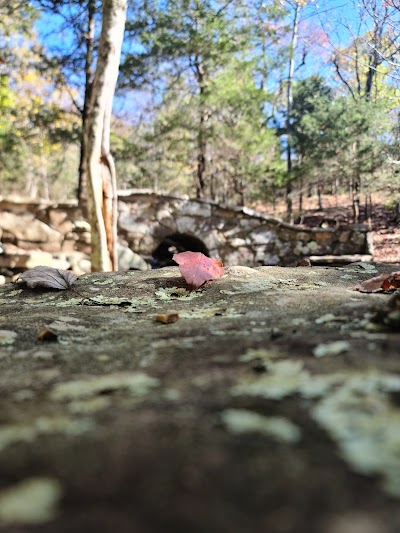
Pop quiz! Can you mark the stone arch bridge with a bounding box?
[117,191,370,266]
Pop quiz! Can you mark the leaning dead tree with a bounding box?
[85,0,127,271]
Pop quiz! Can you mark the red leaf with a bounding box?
[353,271,400,293]
[173,251,224,289]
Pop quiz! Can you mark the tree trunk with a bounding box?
[317,183,323,210]
[298,175,303,216]
[85,0,127,272]
[78,0,96,216]
[285,2,300,223]
[195,58,207,198]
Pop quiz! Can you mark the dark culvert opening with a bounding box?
[152,233,209,268]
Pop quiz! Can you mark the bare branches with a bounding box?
[333,55,356,100]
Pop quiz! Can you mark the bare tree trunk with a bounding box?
[298,175,303,216]
[285,2,300,223]
[334,177,338,206]
[364,189,373,225]
[85,0,127,272]
[78,0,96,215]
[349,168,361,224]
[317,183,323,210]
[272,183,276,214]
[194,57,207,198]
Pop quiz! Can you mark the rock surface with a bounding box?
[0,263,399,532]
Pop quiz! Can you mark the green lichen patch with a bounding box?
[313,341,351,358]
[315,314,348,324]
[221,409,301,443]
[232,360,309,400]
[0,416,93,453]
[21,294,59,305]
[92,278,115,286]
[231,356,400,497]
[0,330,17,345]
[0,477,62,525]
[83,295,134,305]
[312,373,400,497]
[50,372,159,401]
[67,397,111,415]
[155,287,202,301]
[3,289,23,297]
[179,306,241,319]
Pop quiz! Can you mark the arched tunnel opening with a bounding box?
[152,233,209,268]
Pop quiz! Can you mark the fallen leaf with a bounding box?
[296,258,312,267]
[173,251,224,289]
[16,267,77,290]
[37,328,58,342]
[353,271,400,293]
[155,311,180,324]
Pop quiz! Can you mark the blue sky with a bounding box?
[33,0,393,122]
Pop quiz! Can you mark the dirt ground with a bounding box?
[255,193,400,264]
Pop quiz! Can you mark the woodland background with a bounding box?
[0,0,400,225]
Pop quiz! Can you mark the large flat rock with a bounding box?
[0,263,399,532]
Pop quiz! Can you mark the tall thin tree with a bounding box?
[85,0,127,271]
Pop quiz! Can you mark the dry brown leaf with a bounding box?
[16,266,77,290]
[155,311,180,324]
[296,258,312,267]
[353,271,400,293]
[37,327,58,342]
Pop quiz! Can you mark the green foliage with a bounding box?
[285,75,395,206]
[0,8,80,199]
[0,0,399,209]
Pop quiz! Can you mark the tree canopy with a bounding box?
[0,0,399,219]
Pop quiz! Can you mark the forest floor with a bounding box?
[256,193,400,264]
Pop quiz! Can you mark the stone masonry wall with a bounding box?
[0,191,371,277]
[117,191,371,266]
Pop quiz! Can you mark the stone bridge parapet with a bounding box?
[117,191,371,266]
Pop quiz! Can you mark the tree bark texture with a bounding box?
[85,0,127,272]
[285,2,300,223]
[78,0,96,216]
[195,57,207,198]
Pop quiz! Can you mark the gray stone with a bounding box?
[250,229,276,245]
[202,229,226,250]
[174,200,212,218]
[118,245,149,271]
[263,254,280,265]
[176,216,197,235]
[0,263,399,531]
[0,213,61,244]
